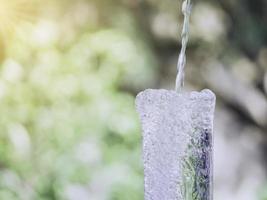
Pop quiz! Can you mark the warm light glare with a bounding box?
[0,0,35,37]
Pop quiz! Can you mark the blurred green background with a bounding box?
[0,0,267,199]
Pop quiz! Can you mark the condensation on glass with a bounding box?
[136,89,216,200]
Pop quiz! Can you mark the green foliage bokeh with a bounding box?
[0,0,158,199]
